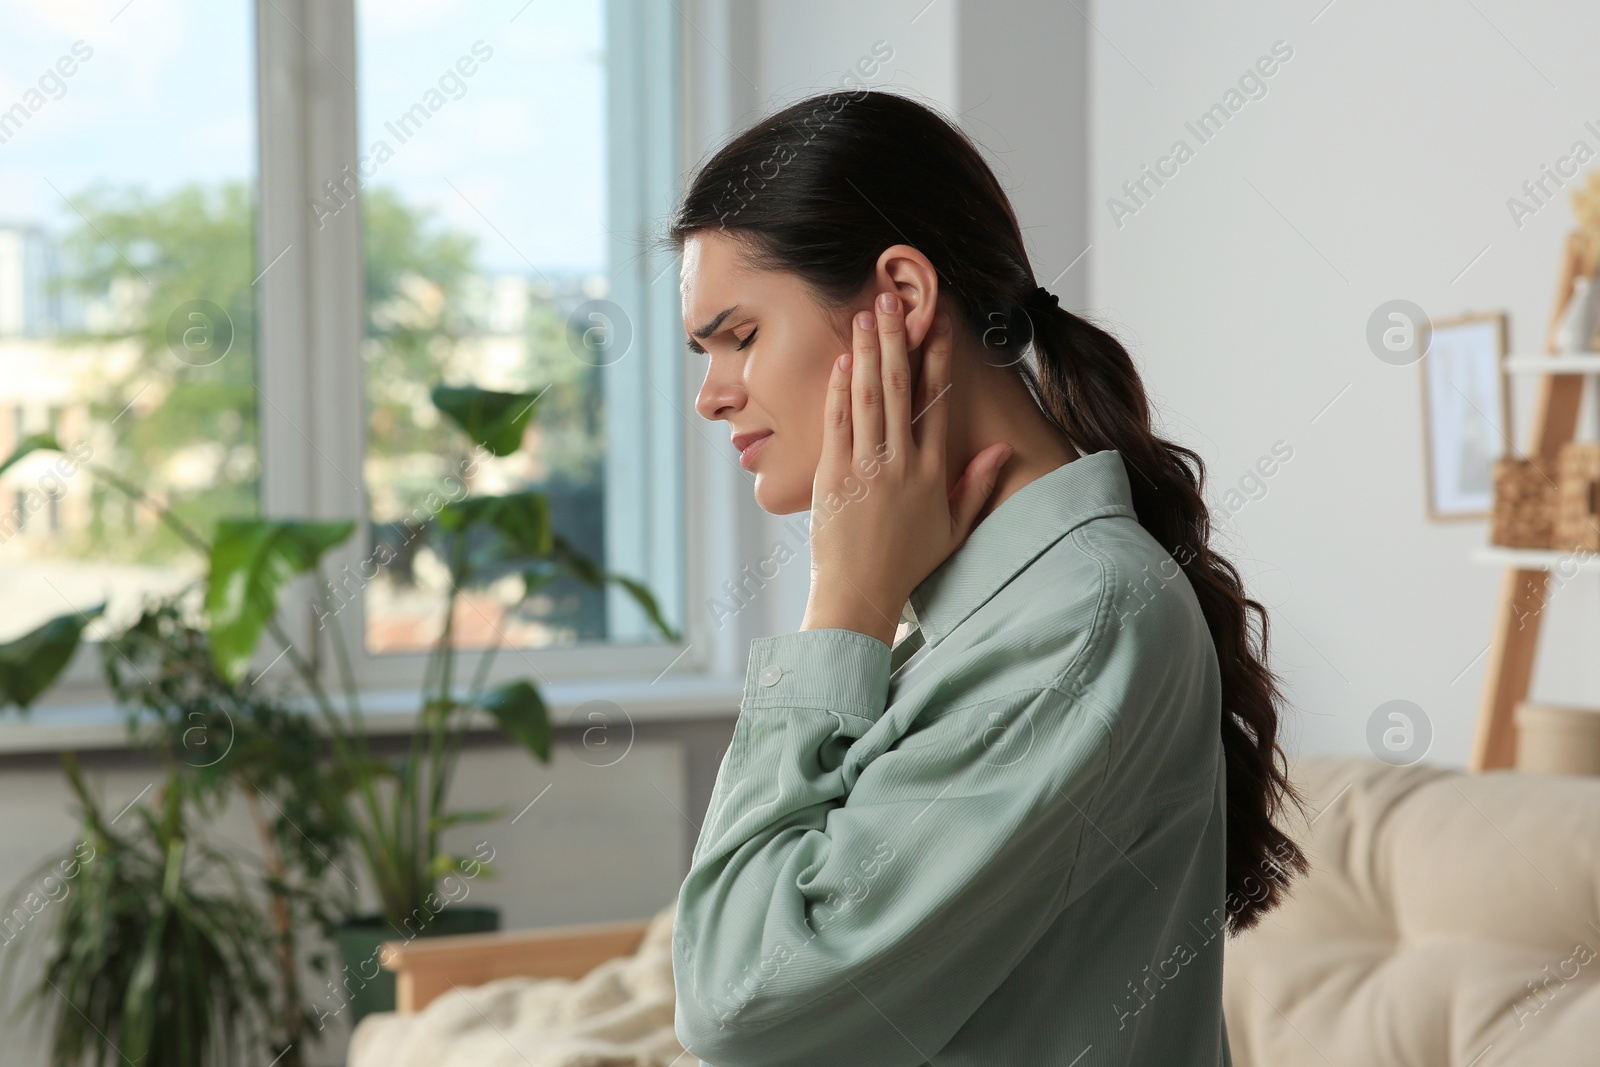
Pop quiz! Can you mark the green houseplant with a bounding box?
[0,381,680,1051]
[101,597,357,1062]
[1,754,274,1067]
[0,458,357,1065]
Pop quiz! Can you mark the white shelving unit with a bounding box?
[1471,545,1600,573]
[1503,352,1600,375]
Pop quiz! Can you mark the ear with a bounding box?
[873,244,940,351]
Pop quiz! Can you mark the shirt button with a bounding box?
[758,664,783,687]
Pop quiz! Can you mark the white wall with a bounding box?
[1088,0,1600,766]
[955,2,1089,310]
[757,0,955,110]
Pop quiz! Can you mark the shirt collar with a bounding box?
[905,448,1137,648]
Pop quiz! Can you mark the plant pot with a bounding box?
[1515,703,1600,776]
[333,905,500,1023]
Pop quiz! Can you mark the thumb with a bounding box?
[948,443,1014,539]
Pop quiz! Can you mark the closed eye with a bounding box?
[685,327,757,354]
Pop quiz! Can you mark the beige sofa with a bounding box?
[1224,755,1600,1066]
[353,754,1600,1066]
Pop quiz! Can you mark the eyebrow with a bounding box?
[685,304,741,353]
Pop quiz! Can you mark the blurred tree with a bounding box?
[55,181,610,643]
[59,181,260,562]
[361,186,476,462]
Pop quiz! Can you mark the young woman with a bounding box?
[668,89,1307,1067]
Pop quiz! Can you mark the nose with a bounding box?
[694,352,744,422]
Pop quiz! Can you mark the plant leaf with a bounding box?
[0,432,63,478]
[608,574,680,642]
[487,492,553,557]
[551,534,604,585]
[429,809,503,834]
[521,563,560,600]
[551,536,680,641]
[0,603,105,711]
[431,385,543,457]
[474,680,550,761]
[120,919,165,1062]
[205,519,355,683]
[436,491,552,557]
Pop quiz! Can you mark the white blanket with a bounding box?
[347,904,686,1067]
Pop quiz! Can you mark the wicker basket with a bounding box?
[1490,458,1558,548]
[1553,442,1600,552]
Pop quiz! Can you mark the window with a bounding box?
[0,1,259,652]
[11,0,691,705]
[354,2,612,653]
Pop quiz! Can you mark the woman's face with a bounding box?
[684,229,853,514]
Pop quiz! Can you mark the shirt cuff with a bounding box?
[742,628,893,724]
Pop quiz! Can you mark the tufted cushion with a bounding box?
[1223,755,1600,1066]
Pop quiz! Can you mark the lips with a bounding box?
[732,430,773,468]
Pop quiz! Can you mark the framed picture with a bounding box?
[1420,311,1511,520]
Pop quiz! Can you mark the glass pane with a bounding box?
[355,2,612,654]
[0,3,258,645]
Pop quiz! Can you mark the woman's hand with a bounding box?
[799,292,1014,647]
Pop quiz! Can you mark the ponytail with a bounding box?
[668,87,1309,935]
[1021,300,1309,933]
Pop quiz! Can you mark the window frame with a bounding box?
[263,0,696,699]
[25,0,766,732]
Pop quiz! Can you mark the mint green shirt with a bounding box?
[673,449,1232,1066]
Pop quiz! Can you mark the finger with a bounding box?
[914,311,954,468]
[819,351,853,481]
[876,293,913,463]
[850,309,884,469]
[948,442,1014,539]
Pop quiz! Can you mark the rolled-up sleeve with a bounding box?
[672,627,1114,1067]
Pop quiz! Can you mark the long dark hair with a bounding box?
[667,89,1308,934]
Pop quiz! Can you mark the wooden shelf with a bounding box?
[1471,227,1597,771]
[1473,545,1600,573]
[1503,352,1600,374]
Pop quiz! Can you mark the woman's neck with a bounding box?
[945,354,1080,528]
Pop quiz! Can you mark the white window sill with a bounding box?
[0,673,745,755]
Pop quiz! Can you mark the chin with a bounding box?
[751,473,811,515]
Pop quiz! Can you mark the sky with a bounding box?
[0,0,607,274]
